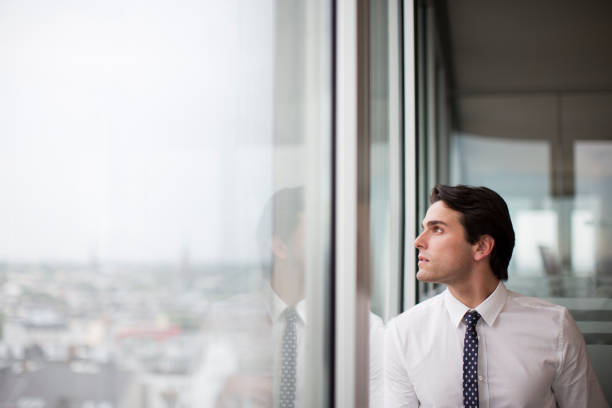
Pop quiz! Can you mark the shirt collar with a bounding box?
[444,281,508,327]
[263,283,307,324]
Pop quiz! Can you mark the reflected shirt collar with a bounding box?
[263,283,307,324]
[444,280,508,327]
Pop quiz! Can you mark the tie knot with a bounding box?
[463,310,481,328]
[284,307,298,323]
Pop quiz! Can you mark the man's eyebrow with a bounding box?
[421,220,448,229]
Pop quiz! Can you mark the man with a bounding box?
[205,186,306,408]
[385,184,607,407]
[207,187,384,407]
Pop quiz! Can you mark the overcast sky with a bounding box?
[0,0,278,263]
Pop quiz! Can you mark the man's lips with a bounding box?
[418,255,429,263]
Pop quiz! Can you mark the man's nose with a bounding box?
[414,231,426,249]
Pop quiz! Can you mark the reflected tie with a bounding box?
[280,307,297,408]
[463,310,481,408]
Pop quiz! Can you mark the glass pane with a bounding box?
[370,0,390,322]
[450,133,552,293]
[0,1,332,407]
[415,0,612,401]
[369,57,387,406]
[574,141,612,296]
[450,134,553,295]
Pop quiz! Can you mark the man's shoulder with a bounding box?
[503,288,577,335]
[213,291,268,309]
[370,311,384,330]
[388,291,445,331]
[505,289,569,316]
[207,291,271,332]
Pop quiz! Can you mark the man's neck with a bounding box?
[271,265,304,306]
[448,271,500,309]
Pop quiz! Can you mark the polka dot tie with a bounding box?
[280,307,297,408]
[463,310,481,408]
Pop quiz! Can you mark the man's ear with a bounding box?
[473,235,495,262]
[271,237,288,260]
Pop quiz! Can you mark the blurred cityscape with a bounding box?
[0,258,259,408]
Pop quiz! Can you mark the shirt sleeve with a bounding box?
[552,308,608,408]
[384,318,420,408]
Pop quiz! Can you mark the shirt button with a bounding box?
[478,375,483,382]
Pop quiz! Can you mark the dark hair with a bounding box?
[256,187,304,274]
[430,184,515,280]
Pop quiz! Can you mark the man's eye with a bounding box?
[433,226,442,233]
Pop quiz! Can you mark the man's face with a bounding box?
[414,200,476,284]
[286,212,305,272]
[271,212,305,278]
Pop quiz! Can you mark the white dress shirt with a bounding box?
[384,282,608,408]
[196,284,306,407]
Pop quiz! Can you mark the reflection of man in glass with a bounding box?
[209,187,306,408]
[255,186,306,408]
[257,187,306,309]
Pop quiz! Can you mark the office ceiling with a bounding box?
[446,0,612,93]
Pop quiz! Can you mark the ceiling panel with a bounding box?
[447,0,612,92]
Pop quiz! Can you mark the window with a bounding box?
[0,1,333,406]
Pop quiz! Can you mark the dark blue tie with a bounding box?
[463,310,481,408]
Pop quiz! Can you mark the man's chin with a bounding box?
[416,269,431,282]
